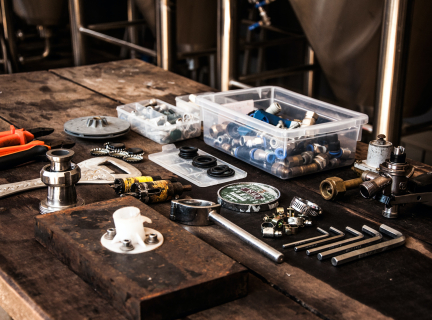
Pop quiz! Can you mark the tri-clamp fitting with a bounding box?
[39,149,84,214]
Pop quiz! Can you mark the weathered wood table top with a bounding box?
[0,59,431,320]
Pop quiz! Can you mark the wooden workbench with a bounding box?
[0,59,431,320]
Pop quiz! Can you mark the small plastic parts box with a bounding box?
[117,99,201,144]
[175,92,215,120]
[196,86,368,179]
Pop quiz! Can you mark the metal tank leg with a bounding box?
[217,0,237,91]
[68,0,86,66]
[127,0,138,59]
[373,0,411,144]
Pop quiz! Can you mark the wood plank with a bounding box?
[35,197,248,319]
[50,59,212,105]
[185,275,320,320]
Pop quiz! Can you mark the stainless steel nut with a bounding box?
[41,163,81,186]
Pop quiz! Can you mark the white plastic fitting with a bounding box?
[112,207,151,247]
[101,206,164,254]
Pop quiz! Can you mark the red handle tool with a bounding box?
[0,125,35,147]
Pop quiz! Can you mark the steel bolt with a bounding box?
[104,228,116,240]
[120,239,134,251]
[145,233,159,244]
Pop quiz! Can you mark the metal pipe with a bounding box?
[79,27,156,57]
[238,64,315,83]
[373,0,410,144]
[241,8,255,76]
[127,0,139,59]
[68,0,86,66]
[209,211,284,263]
[156,0,176,70]
[19,37,50,64]
[87,20,147,31]
[217,0,237,91]
[229,80,252,89]
[241,19,298,36]
[304,45,314,97]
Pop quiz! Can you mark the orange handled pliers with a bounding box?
[0,125,54,147]
[0,126,75,169]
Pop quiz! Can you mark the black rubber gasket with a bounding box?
[178,146,198,159]
[192,155,217,168]
[207,165,235,178]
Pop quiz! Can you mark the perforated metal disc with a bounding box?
[64,116,130,139]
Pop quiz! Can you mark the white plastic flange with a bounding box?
[101,206,164,254]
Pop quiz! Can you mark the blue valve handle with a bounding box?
[251,109,293,127]
[255,0,268,8]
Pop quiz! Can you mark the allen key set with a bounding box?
[282,224,405,266]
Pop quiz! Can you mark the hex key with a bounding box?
[282,227,329,249]
[317,225,382,260]
[294,227,345,252]
[331,224,405,266]
[306,226,364,256]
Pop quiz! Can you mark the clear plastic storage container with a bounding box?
[117,99,201,144]
[175,92,215,120]
[196,86,368,179]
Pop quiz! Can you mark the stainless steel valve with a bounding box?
[39,149,84,214]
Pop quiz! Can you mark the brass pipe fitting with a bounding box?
[320,176,363,200]
[289,163,319,177]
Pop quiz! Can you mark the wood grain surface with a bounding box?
[0,60,431,319]
[35,197,248,319]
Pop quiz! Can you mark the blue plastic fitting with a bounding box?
[275,147,287,160]
[251,109,292,127]
[329,149,343,158]
[255,1,267,8]
[248,22,261,31]
[266,152,276,164]
[250,148,258,160]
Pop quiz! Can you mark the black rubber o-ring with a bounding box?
[179,146,199,159]
[192,155,217,168]
[207,167,235,178]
